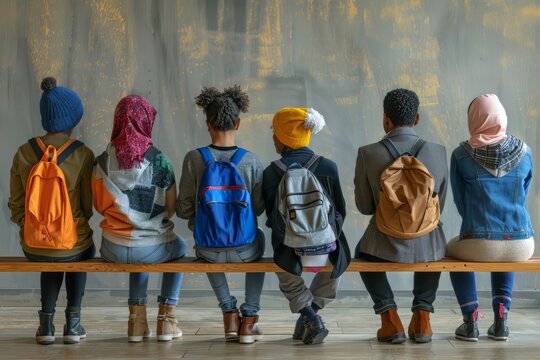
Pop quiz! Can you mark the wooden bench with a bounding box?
[1,257,539,272]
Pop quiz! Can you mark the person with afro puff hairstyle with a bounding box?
[176,85,266,344]
[354,88,449,345]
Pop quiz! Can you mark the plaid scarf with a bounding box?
[461,134,526,177]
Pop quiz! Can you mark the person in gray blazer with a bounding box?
[354,88,448,344]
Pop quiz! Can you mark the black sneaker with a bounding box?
[292,316,307,340]
[64,311,87,344]
[455,308,479,342]
[302,315,329,345]
[488,305,509,341]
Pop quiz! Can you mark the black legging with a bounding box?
[40,272,87,313]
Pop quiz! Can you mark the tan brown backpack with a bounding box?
[375,138,440,239]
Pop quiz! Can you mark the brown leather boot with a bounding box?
[239,315,264,344]
[157,304,182,342]
[223,310,241,341]
[408,310,433,343]
[128,305,152,343]
[377,308,406,344]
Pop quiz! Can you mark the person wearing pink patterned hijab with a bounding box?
[111,95,157,169]
[93,94,187,343]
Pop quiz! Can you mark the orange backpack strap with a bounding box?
[28,137,83,165]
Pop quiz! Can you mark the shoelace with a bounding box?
[472,307,484,321]
[157,314,178,324]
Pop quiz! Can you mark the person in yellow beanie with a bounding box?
[262,107,350,345]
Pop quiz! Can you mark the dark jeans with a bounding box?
[450,272,514,315]
[358,252,441,314]
[24,245,95,313]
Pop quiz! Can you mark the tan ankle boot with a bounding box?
[223,310,240,341]
[128,305,152,343]
[408,310,433,343]
[377,308,406,344]
[239,315,263,344]
[157,304,182,342]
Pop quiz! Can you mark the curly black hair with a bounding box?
[195,85,249,131]
[383,88,419,126]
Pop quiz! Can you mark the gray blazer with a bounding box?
[354,127,448,263]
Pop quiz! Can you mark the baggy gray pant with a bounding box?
[276,271,339,313]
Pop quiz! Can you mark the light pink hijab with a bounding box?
[467,94,507,148]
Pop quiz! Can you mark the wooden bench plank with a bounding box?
[0,257,539,272]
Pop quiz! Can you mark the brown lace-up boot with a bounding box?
[223,309,241,341]
[128,305,152,343]
[156,304,182,342]
[239,315,263,344]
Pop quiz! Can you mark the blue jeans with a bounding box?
[195,229,265,316]
[100,236,188,305]
[24,245,95,313]
[450,272,514,315]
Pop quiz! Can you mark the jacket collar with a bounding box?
[281,147,314,157]
[383,126,418,139]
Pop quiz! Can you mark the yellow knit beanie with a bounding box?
[272,107,326,149]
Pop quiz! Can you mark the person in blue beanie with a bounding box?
[8,77,95,345]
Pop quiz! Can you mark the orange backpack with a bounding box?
[375,138,440,239]
[24,137,83,250]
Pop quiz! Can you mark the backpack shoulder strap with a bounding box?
[230,147,248,166]
[304,154,321,171]
[380,138,401,160]
[28,137,45,160]
[197,147,215,164]
[271,159,288,176]
[410,138,427,157]
[56,139,84,165]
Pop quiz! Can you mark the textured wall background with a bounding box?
[0,0,539,294]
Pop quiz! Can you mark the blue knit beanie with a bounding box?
[39,77,84,133]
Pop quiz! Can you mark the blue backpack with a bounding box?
[193,147,257,248]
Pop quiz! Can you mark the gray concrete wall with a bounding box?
[0,0,539,295]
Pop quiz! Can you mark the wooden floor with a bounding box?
[1,302,539,359]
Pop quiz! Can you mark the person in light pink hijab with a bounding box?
[447,93,534,343]
[467,94,507,148]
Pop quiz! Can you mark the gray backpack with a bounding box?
[273,155,336,249]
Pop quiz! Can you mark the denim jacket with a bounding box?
[450,144,534,240]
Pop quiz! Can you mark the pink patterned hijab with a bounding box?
[467,94,507,148]
[111,95,157,169]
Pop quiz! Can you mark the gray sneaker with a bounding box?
[302,315,329,345]
[292,316,307,340]
[455,308,479,342]
[488,305,509,341]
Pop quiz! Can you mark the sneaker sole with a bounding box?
[239,335,263,344]
[225,332,239,342]
[488,335,508,341]
[63,335,81,344]
[157,332,182,342]
[36,335,55,345]
[303,329,329,345]
[455,334,478,342]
